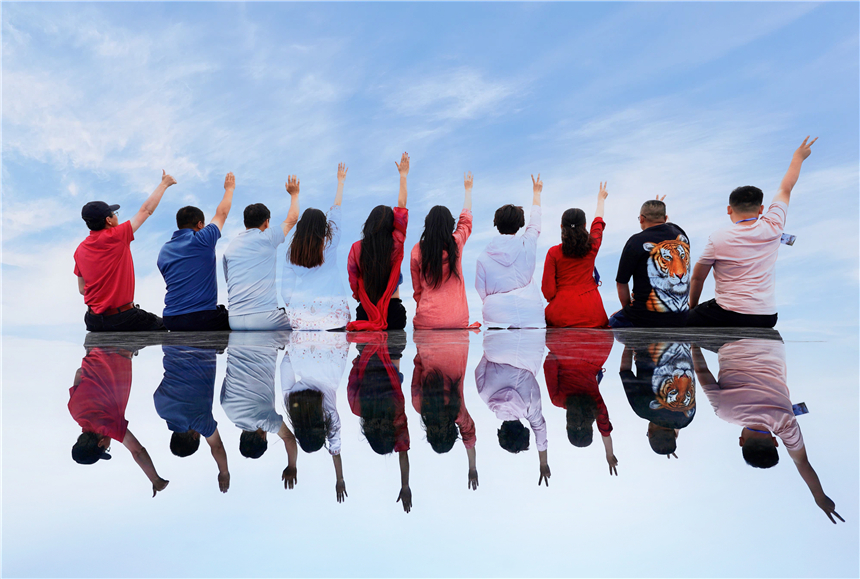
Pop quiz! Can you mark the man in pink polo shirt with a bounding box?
[74,170,176,331]
[687,137,817,328]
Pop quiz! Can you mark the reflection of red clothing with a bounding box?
[347,333,409,451]
[542,218,608,328]
[346,207,408,331]
[544,330,614,436]
[74,221,136,314]
[410,330,476,449]
[68,347,132,441]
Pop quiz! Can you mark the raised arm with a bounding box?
[397,450,412,513]
[531,173,542,207]
[282,175,301,237]
[205,429,230,493]
[538,449,551,487]
[467,446,478,490]
[601,434,618,476]
[131,170,176,233]
[773,137,817,207]
[786,445,843,524]
[463,171,473,211]
[121,430,169,497]
[333,453,347,503]
[395,152,409,208]
[595,181,608,219]
[278,421,298,490]
[210,173,235,231]
[334,163,347,207]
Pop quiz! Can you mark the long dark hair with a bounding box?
[286,389,331,453]
[419,370,461,454]
[561,208,593,258]
[565,393,597,447]
[358,353,397,455]
[419,206,459,289]
[360,205,395,303]
[289,208,332,268]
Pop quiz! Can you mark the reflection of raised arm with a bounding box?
[132,170,176,233]
[278,421,298,490]
[211,173,235,231]
[121,430,169,497]
[531,173,542,207]
[602,434,619,476]
[463,171,473,211]
[773,137,817,207]
[690,345,717,388]
[334,163,348,207]
[396,450,412,513]
[205,428,230,493]
[538,449,551,486]
[595,182,608,220]
[787,445,843,524]
[282,176,301,236]
[333,453,347,503]
[467,446,478,490]
[395,152,409,208]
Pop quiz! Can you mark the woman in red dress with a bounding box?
[542,182,609,328]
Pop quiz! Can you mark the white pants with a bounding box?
[229,309,292,331]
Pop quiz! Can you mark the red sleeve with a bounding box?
[457,400,477,449]
[596,395,613,436]
[590,218,605,252]
[541,248,558,301]
[453,209,473,248]
[347,243,361,301]
[543,353,563,408]
[119,220,134,244]
[393,207,408,244]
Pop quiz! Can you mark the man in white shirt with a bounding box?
[223,176,301,330]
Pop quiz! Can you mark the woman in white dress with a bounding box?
[282,163,351,330]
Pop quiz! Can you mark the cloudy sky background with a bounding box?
[2,2,858,338]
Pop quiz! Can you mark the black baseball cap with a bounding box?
[81,201,120,223]
[71,440,113,465]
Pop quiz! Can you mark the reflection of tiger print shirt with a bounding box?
[616,223,690,326]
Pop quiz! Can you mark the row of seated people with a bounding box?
[68,328,841,523]
[73,138,817,332]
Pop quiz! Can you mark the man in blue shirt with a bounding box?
[157,173,235,331]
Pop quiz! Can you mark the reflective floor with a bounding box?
[3,326,858,577]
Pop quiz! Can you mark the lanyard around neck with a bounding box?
[735,217,758,224]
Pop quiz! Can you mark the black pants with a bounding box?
[356,298,407,330]
[85,305,166,332]
[687,299,777,328]
[164,305,231,331]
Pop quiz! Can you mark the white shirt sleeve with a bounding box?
[475,259,488,301]
[281,261,296,306]
[522,205,541,246]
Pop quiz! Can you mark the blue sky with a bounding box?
[2,2,858,337]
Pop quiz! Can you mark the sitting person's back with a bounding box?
[476,174,544,329]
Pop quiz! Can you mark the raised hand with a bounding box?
[794,136,818,162]
[655,194,666,202]
[395,152,410,177]
[285,175,300,197]
[464,171,473,192]
[397,487,412,513]
[152,478,169,497]
[606,454,619,476]
[282,465,297,490]
[538,463,551,486]
[336,479,348,503]
[161,169,177,187]
[815,494,844,524]
[468,468,479,490]
[531,173,543,194]
[218,472,230,493]
[598,181,608,200]
[224,172,235,192]
[337,162,348,183]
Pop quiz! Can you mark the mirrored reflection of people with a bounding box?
[411,330,478,490]
[347,331,413,512]
[68,339,169,497]
[281,332,350,503]
[220,331,298,490]
[692,337,843,524]
[544,330,618,475]
[154,336,231,493]
[475,329,551,486]
[156,172,235,331]
[618,339,696,458]
[74,170,176,331]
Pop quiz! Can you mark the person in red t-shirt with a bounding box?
[69,341,169,497]
[74,170,176,332]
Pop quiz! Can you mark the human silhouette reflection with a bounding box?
[545,329,618,475]
[281,331,350,503]
[68,335,169,497]
[692,334,843,523]
[220,331,298,490]
[617,337,696,458]
[475,329,551,486]
[346,331,412,512]
[154,335,231,493]
[411,330,478,490]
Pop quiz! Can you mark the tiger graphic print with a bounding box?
[648,342,695,417]
[643,234,690,313]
